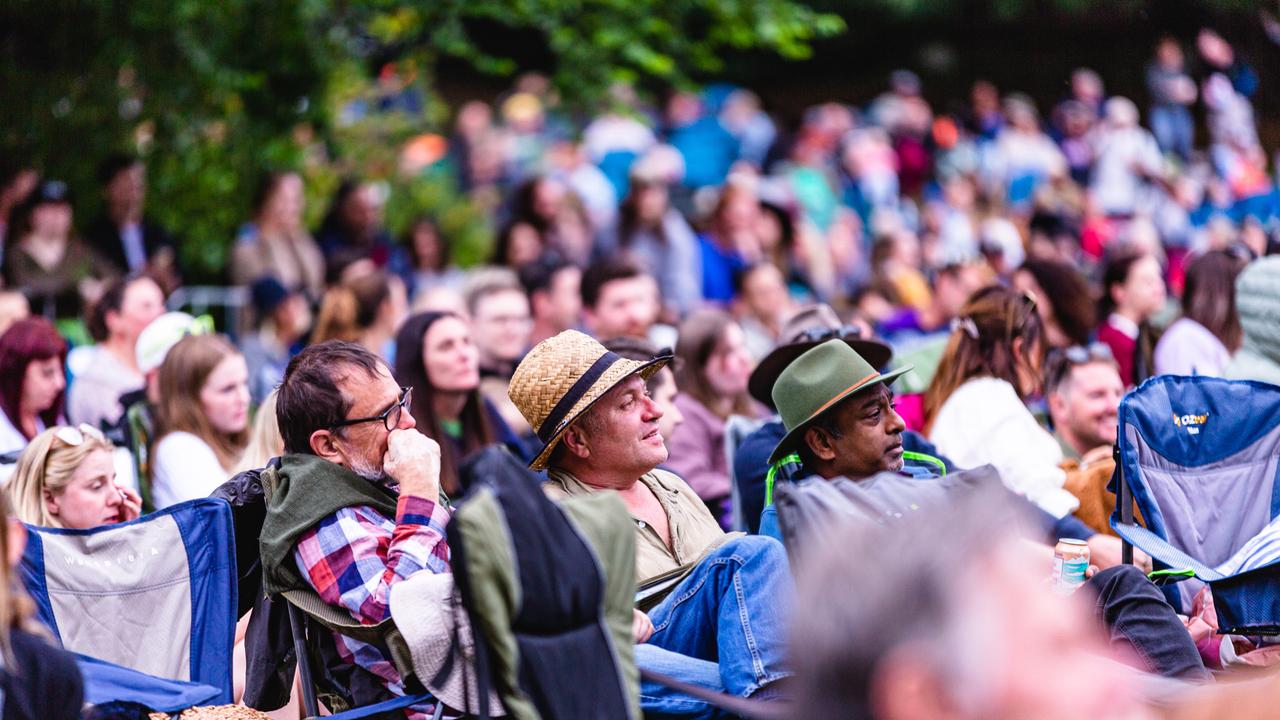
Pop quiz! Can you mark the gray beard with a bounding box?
[347,453,398,493]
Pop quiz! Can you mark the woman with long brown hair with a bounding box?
[924,285,1080,520]
[665,309,762,528]
[393,311,529,496]
[150,334,250,508]
[1153,249,1246,377]
[0,318,66,465]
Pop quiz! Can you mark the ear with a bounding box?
[1011,336,1024,365]
[42,488,59,518]
[1046,388,1068,420]
[309,429,345,463]
[560,424,591,460]
[869,652,960,720]
[804,426,837,462]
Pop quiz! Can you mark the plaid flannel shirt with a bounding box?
[293,494,450,715]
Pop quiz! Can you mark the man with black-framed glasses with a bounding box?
[257,340,450,716]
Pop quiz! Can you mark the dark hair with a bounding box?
[86,272,163,343]
[490,220,546,267]
[510,176,554,233]
[277,341,387,455]
[924,285,1044,431]
[96,153,140,186]
[1017,259,1095,346]
[393,312,496,495]
[1099,248,1152,319]
[405,216,449,272]
[518,254,574,300]
[580,257,646,310]
[319,178,361,236]
[616,179,667,247]
[795,396,847,471]
[251,170,298,217]
[1183,250,1245,352]
[0,318,67,439]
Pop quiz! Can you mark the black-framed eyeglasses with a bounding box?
[1045,343,1114,392]
[332,386,413,432]
[796,325,865,343]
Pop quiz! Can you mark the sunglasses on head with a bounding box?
[795,325,866,344]
[1045,342,1114,389]
[53,424,107,447]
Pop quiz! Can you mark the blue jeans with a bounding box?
[1150,105,1194,163]
[636,535,793,718]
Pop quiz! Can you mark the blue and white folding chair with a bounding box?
[18,498,237,711]
[1112,376,1280,635]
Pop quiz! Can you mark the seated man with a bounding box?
[735,303,952,534]
[259,341,449,716]
[1044,344,1131,534]
[765,339,1205,681]
[508,330,791,714]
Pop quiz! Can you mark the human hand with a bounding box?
[116,486,142,523]
[632,609,653,644]
[383,429,441,500]
[1081,445,1113,466]
[1087,534,1152,573]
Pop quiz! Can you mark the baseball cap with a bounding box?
[135,311,212,374]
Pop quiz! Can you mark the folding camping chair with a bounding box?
[1112,375,1280,635]
[18,497,237,713]
[212,463,439,720]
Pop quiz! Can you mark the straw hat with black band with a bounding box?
[768,339,912,465]
[510,330,673,470]
[748,304,893,408]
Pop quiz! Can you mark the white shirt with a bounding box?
[928,377,1080,519]
[150,432,232,509]
[1154,317,1231,378]
[0,413,43,486]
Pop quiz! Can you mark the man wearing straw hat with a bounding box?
[509,330,792,709]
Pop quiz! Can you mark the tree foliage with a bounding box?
[0,0,842,280]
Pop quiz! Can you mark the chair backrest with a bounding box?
[1116,376,1280,567]
[725,414,768,532]
[774,464,1004,559]
[450,446,639,720]
[18,497,237,704]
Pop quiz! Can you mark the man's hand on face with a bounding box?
[383,428,442,500]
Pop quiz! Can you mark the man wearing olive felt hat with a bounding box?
[509,330,793,715]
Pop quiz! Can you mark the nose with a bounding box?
[642,394,663,421]
[887,403,906,434]
[397,406,417,430]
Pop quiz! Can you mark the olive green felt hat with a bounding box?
[768,339,912,465]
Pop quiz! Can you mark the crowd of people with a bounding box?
[4,24,1280,720]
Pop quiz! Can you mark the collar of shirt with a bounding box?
[1107,312,1140,340]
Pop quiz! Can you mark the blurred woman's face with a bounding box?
[200,354,251,435]
[706,323,755,398]
[650,368,683,443]
[266,174,304,230]
[30,202,73,238]
[1120,256,1167,321]
[46,448,123,530]
[113,278,166,344]
[21,357,65,415]
[635,184,669,224]
[423,316,480,394]
[412,223,443,270]
[505,223,544,266]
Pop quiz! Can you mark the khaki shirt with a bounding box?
[544,467,734,586]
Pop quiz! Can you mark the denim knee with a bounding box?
[711,534,786,565]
